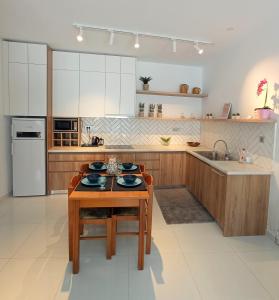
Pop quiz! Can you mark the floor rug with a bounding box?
[155,188,214,224]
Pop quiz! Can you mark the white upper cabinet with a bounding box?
[105,73,121,115]
[79,71,105,117]
[9,63,29,115]
[106,56,120,73]
[120,73,135,115]
[121,57,136,74]
[4,41,47,116]
[53,51,79,70]
[8,42,27,63]
[29,64,47,116]
[53,70,79,117]
[80,53,105,72]
[28,44,47,65]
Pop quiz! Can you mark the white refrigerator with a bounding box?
[12,118,46,196]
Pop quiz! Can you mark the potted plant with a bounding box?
[255,79,273,119]
[139,76,152,91]
[160,136,171,146]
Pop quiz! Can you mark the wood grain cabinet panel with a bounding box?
[186,153,270,236]
[49,153,105,162]
[159,153,185,186]
[105,153,136,163]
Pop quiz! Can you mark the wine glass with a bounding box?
[99,176,107,190]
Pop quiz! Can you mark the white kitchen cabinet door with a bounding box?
[53,51,79,70]
[8,42,27,63]
[105,73,120,115]
[80,53,105,72]
[120,73,135,116]
[79,71,105,117]
[9,63,28,115]
[53,70,79,117]
[106,56,120,73]
[28,44,47,65]
[29,64,47,116]
[121,57,136,74]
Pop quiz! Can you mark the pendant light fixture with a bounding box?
[194,42,204,55]
[109,30,114,45]
[172,39,177,53]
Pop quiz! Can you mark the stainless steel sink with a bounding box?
[195,151,235,161]
[104,145,134,149]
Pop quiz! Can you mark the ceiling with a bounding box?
[0,0,276,66]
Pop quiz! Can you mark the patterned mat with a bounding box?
[155,188,214,224]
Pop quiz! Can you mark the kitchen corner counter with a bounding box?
[48,145,272,176]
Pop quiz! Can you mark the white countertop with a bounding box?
[48,145,272,176]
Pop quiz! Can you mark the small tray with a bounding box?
[116,176,142,187]
[81,176,107,187]
[118,164,138,171]
[89,164,107,171]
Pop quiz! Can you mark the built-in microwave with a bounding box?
[53,118,78,132]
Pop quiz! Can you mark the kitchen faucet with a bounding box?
[213,139,230,160]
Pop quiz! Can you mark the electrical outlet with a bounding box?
[259,135,265,143]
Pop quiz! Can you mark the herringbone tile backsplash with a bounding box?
[81,117,275,168]
[201,121,275,168]
[81,117,200,145]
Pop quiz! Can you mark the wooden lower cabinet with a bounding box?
[185,153,270,236]
[159,152,186,186]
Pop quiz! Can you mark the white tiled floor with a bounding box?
[0,193,279,300]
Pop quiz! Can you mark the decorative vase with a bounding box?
[192,87,201,95]
[255,108,272,120]
[180,84,189,94]
[143,84,149,91]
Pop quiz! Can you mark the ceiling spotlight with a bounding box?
[109,30,114,45]
[172,39,177,53]
[134,34,140,48]
[194,42,204,55]
[77,27,83,42]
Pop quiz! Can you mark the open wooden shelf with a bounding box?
[133,116,275,123]
[200,118,276,124]
[136,90,208,98]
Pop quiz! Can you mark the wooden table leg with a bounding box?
[68,198,73,261]
[138,198,145,270]
[146,194,153,255]
[72,200,80,274]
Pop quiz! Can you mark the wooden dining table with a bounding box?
[68,175,149,274]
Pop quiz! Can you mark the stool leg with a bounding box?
[106,219,112,259]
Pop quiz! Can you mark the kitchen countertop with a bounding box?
[48,145,272,176]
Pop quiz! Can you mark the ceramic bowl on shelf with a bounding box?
[187,142,200,147]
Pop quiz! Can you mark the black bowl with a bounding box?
[92,161,104,169]
[87,174,101,183]
[123,175,137,184]
[122,162,133,169]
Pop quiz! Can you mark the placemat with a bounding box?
[86,168,107,174]
[112,177,147,191]
[75,176,113,192]
[85,165,141,175]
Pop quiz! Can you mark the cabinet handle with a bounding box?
[211,168,225,177]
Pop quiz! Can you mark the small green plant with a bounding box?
[139,76,152,84]
[160,136,171,145]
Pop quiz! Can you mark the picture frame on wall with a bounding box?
[220,103,232,119]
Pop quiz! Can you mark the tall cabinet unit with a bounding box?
[105,56,136,116]
[52,52,79,117]
[3,41,47,116]
[79,54,106,117]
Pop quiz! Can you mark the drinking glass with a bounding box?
[99,176,107,190]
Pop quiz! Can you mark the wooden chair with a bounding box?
[111,172,153,255]
[68,175,112,261]
[79,163,89,175]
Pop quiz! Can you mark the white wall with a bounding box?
[136,61,203,118]
[203,20,279,238]
[0,39,12,197]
